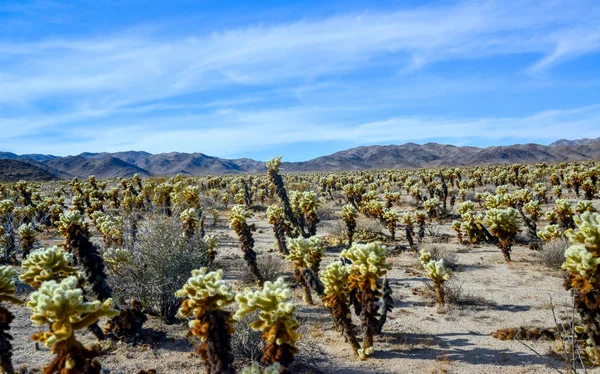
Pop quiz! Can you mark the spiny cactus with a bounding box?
[419,250,452,306]
[484,208,520,262]
[320,262,360,354]
[229,205,263,286]
[103,247,132,275]
[267,157,301,238]
[175,268,236,374]
[382,209,399,241]
[180,208,201,239]
[0,266,23,374]
[234,278,300,372]
[56,211,112,301]
[402,212,416,248]
[537,224,564,242]
[563,212,600,362]
[20,246,79,289]
[28,276,118,373]
[576,200,597,214]
[203,234,218,264]
[18,223,36,258]
[423,198,440,221]
[341,242,391,359]
[286,236,325,305]
[341,204,358,246]
[267,204,289,255]
[554,199,575,229]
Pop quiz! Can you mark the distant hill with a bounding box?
[549,137,600,147]
[0,159,62,182]
[44,155,151,179]
[2,138,600,178]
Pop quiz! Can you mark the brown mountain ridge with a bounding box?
[1,138,599,180]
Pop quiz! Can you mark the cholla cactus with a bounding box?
[20,246,79,289]
[423,198,440,221]
[240,362,281,374]
[562,212,600,362]
[341,204,358,246]
[267,157,301,239]
[451,221,463,244]
[203,234,218,264]
[229,205,263,286]
[341,242,391,359]
[234,278,300,371]
[320,262,360,354]
[286,236,325,304]
[298,191,320,236]
[554,199,575,229]
[56,211,112,301]
[419,250,452,306]
[382,209,399,241]
[402,212,416,248]
[484,208,520,262]
[267,204,289,255]
[103,247,132,275]
[175,268,236,374]
[415,210,427,242]
[180,208,201,239]
[0,266,23,374]
[28,276,118,373]
[18,222,36,258]
[537,224,564,242]
[576,200,597,214]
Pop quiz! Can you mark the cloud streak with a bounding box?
[1,0,599,157]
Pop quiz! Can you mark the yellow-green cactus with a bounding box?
[341,204,358,246]
[175,268,236,373]
[0,266,21,305]
[576,201,597,214]
[20,246,79,289]
[27,276,118,373]
[103,247,132,275]
[484,208,520,261]
[0,265,22,373]
[341,242,391,359]
[203,234,218,264]
[320,262,360,354]
[229,205,263,286]
[562,212,600,362]
[286,236,325,304]
[382,209,399,241]
[421,256,452,306]
[18,222,36,258]
[180,208,201,238]
[537,224,564,242]
[234,278,300,369]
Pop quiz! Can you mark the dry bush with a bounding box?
[420,243,460,271]
[231,310,263,361]
[540,239,568,269]
[237,253,288,284]
[108,215,209,323]
[443,279,488,307]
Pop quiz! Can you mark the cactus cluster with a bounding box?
[28,276,118,373]
[235,278,300,372]
[176,268,236,374]
[341,242,391,359]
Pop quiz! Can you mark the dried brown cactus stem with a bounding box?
[0,306,15,374]
[294,268,313,305]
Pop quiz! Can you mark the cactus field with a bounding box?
[1,160,600,373]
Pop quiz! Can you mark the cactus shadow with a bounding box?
[375,332,561,368]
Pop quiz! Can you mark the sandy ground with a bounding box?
[8,206,587,374]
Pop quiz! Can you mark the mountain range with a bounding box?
[1,137,599,181]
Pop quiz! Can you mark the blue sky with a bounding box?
[1,0,600,161]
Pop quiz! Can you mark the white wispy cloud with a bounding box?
[0,0,599,156]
